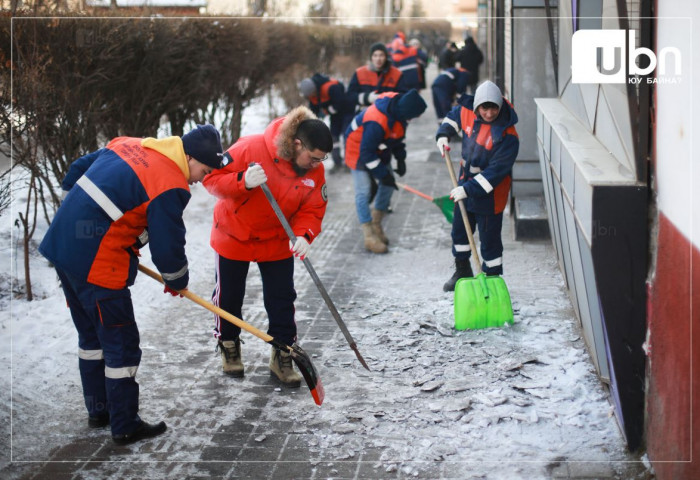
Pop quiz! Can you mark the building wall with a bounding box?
[646,2,699,478]
[535,0,648,450]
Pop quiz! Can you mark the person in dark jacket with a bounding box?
[347,42,408,110]
[431,66,471,123]
[344,89,427,253]
[435,81,519,291]
[438,42,459,70]
[458,36,484,93]
[299,74,355,173]
[39,125,224,444]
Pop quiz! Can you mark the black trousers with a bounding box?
[212,254,297,346]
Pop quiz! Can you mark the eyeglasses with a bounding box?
[299,140,328,163]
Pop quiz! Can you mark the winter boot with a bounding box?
[371,209,389,244]
[269,347,302,388]
[112,420,167,446]
[217,338,244,377]
[361,223,388,253]
[443,258,474,292]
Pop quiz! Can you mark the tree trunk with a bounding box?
[18,172,38,301]
[230,98,244,144]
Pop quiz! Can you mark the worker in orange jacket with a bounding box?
[203,107,333,387]
[39,125,224,445]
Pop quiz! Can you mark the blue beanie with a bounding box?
[393,89,427,120]
[181,124,224,169]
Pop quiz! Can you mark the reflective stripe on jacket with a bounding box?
[436,95,519,215]
[344,92,405,172]
[39,137,191,290]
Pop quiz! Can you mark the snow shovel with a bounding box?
[259,182,370,371]
[396,182,454,223]
[137,264,325,406]
[443,150,513,330]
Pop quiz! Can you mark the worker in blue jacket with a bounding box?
[299,73,355,173]
[435,81,519,291]
[431,67,471,123]
[39,125,224,445]
[345,89,427,253]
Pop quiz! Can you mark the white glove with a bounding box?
[450,186,467,202]
[244,164,267,189]
[367,91,380,104]
[61,189,70,200]
[289,237,310,259]
[436,137,450,157]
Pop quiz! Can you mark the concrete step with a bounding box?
[513,195,550,240]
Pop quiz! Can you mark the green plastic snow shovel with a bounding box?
[443,150,514,330]
[396,182,454,223]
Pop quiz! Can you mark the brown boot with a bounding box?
[371,209,389,244]
[361,223,388,253]
[218,338,244,377]
[269,348,302,388]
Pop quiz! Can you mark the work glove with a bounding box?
[437,136,450,157]
[244,163,267,190]
[364,91,380,105]
[380,172,399,190]
[450,186,467,202]
[394,157,406,177]
[163,285,183,297]
[289,237,311,260]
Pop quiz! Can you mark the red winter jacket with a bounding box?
[203,108,328,262]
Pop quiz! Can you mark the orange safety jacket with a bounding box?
[344,92,405,171]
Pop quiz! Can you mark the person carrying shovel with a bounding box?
[436,80,519,291]
[39,125,225,445]
[202,107,333,386]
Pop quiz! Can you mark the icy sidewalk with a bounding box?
[2,90,652,480]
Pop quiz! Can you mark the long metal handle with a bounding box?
[259,182,370,371]
[444,149,483,274]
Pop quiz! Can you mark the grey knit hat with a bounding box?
[299,78,316,97]
[473,80,503,111]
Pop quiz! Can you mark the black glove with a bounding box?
[394,157,406,177]
[380,172,398,190]
[369,174,379,202]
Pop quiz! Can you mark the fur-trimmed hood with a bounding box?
[264,106,318,160]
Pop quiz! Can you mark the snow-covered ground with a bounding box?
[0,89,652,479]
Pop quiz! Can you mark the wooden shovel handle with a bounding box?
[444,149,483,274]
[137,264,277,345]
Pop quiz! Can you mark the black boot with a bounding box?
[443,258,474,292]
[88,414,110,428]
[112,421,167,446]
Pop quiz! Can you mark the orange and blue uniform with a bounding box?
[344,92,409,224]
[347,65,407,109]
[344,92,406,177]
[387,35,423,90]
[304,73,355,167]
[431,67,471,120]
[39,135,193,436]
[436,94,519,274]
